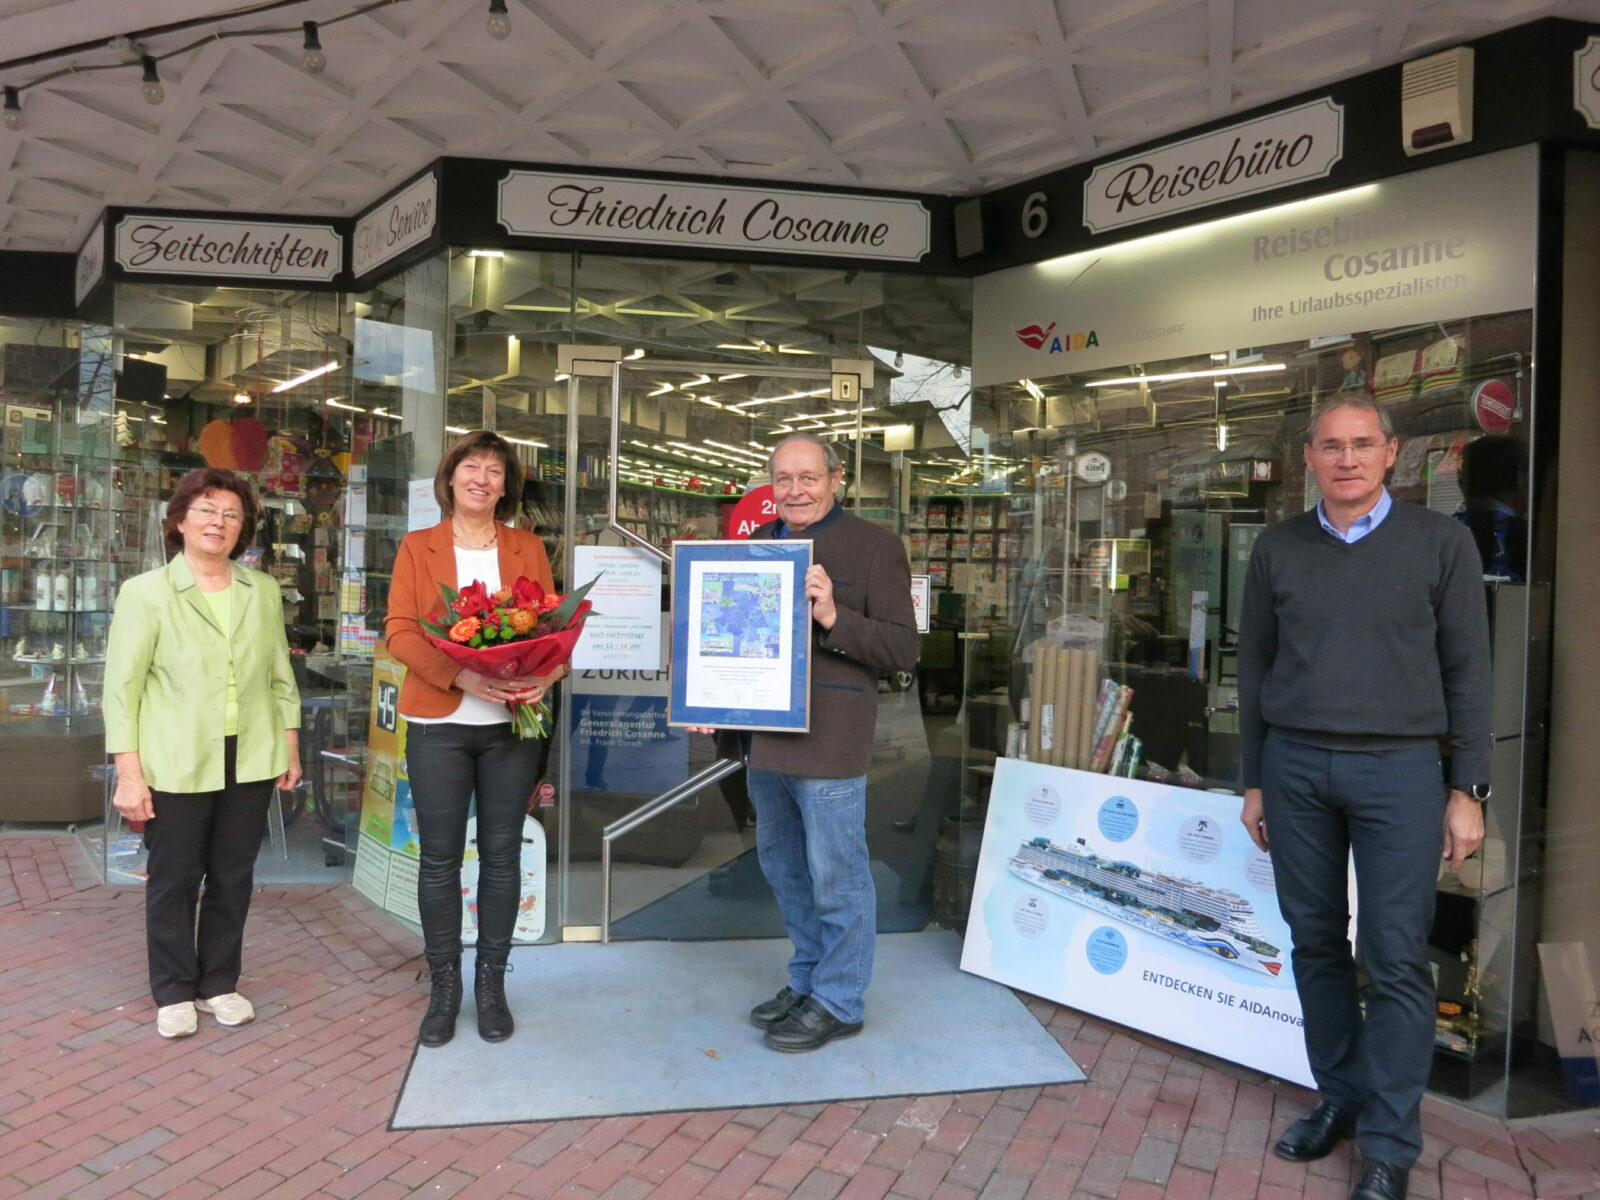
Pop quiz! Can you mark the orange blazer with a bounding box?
[384,519,556,719]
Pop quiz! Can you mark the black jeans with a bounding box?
[406,721,540,960]
[145,735,276,1007]
[1260,730,1448,1168]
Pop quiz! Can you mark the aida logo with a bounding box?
[1015,322,1100,354]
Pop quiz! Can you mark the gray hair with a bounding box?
[768,432,843,476]
[1305,395,1395,444]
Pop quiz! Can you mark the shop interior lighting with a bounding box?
[271,360,340,392]
[300,22,326,74]
[647,382,674,396]
[1021,379,1046,401]
[717,373,748,381]
[140,56,164,105]
[730,387,831,408]
[467,249,504,257]
[624,348,645,360]
[3,87,21,131]
[1087,363,1286,387]
[1210,352,1229,362]
[486,0,512,40]
[678,374,711,389]
[717,343,766,352]
[231,390,251,406]
[1216,420,1230,452]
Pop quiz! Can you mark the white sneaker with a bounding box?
[157,1002,198,1039]
[195,992,255,1026]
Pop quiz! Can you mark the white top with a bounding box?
[406,544,508,726]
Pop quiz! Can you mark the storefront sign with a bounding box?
[113,215,342,282]
[1576,37,1600,128]
[976,146,1538,387]
[499,171,931,263]
[960,758,1319,1087]
[74,219,105,306]
[353,172,437,278]
[725,484,777,538]
[1472,379,1517,434]
[1084,99,1344,233]
[568,648,687,796]
[1075,452,1112,483]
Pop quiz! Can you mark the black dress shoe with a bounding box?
[1272,1100,1360,1162]
[1350,1159,1408,1200]
[762,996,863,1053]
[748,986,806,1030]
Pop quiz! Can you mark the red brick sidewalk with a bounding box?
[1,834,1596,1200]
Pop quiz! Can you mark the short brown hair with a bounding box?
[164,468,259,559]
[434,430,523,521]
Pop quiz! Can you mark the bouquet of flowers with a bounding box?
[418,574,598,738]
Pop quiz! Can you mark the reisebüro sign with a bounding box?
[1084,99,1345,234]
[353,172,438,278]
[113,215,343,282]
[498,171,930,263]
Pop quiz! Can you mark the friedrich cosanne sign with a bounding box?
[1084,99,1345,234]
[499,171,930,263]
[114,215,342,282]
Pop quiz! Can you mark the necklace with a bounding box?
[452,523,498,550]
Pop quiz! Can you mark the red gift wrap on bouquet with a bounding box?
[418,575,597,738]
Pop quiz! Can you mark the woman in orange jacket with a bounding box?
[385,431,565,1049]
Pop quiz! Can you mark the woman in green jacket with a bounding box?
[104,467,302,1040]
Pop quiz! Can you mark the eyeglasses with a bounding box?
[1311,440,1388,461]
[773,473,832,489]
[192,503,244,526]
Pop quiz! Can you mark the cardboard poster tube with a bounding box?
[1079,650,1102,768]
[1062,648,1084,769]
[1034,644,1057,763]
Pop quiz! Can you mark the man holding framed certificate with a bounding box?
[738,433,921,1052]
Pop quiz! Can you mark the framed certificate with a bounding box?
[668,539,811,732]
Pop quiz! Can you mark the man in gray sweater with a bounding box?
[739,433,921,1053]
[1238,396,1491,1200]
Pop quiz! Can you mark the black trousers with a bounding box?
[1260,730,1447,1168]
[145,736,276,1007]
[406,721,540,961]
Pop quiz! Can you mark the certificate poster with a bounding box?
[571,544,664,671]
[669,539,811,731]
[960,758,1316,1087]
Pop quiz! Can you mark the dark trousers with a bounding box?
[145,736,275,1007]
[1261,731,1447,1167]
[406,721,540,961]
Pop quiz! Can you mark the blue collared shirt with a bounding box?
[1317,487,1392,543]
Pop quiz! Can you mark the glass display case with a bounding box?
[0,322,123,823]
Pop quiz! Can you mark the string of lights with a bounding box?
[0,0,515,128]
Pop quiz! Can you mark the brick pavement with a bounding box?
[2,833,1597,1200]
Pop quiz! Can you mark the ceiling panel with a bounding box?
[2,0,1600,250]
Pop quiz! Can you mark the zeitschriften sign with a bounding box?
[499,171,930,263]
[114,215,343,282]
[1083,99,1345,234]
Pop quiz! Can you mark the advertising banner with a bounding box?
[569,629,688,795]
[960,758,1317,1086]
[975,145,1537,388]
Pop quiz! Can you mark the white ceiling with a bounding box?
[4,0,1600,253]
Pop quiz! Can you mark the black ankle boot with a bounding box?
[418,957,462,1048]
[475,953,514,1043]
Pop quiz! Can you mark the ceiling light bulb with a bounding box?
[894,350,904,368]
[232,391,251,406]
[2,87,21,131]
[140,56,164,105]
[301,22,326,74]
[487,0,512,39]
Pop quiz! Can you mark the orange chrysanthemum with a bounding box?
[448,616,481,643]
[508,608,536,634]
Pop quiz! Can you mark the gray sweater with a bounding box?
[1237,499,1492,790]
[749,508,921,778]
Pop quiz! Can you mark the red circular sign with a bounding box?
[725,485,777,539]
[1472,380,1516,434]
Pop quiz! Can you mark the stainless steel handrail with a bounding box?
[599,755,746,942]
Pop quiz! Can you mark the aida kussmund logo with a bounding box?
[1015,321,1100,355]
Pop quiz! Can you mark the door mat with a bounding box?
[391,929,1083,1129]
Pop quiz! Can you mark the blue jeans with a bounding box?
[747,768,875,1024]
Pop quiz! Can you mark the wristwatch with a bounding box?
[1465,783,1491,803]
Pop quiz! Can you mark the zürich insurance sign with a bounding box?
[498,171,930,263]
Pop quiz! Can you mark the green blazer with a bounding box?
[103,555,301,792]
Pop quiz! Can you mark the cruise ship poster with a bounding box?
[959,757,1353,1087]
